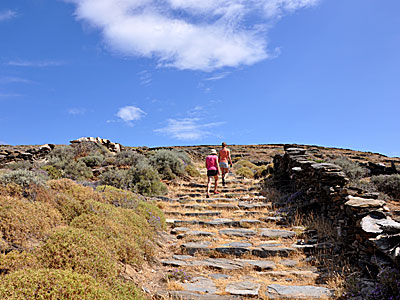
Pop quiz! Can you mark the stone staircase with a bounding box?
[155,170,335,299]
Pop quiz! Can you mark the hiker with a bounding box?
[205,149,220,198]
[219,142,233,186]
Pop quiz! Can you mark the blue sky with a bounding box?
[0,0,399,157]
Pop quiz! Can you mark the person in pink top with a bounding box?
[205,149,221,198]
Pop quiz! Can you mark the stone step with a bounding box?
[171,228,296,239]
[265,284,334,299]
[167,218,265,228]
[166,291,240,300]
[165,202,271,211]
[165,211,222,217]
[181,241,297,257]
[161,257,276,271]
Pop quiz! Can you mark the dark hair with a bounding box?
[222,142,227,147]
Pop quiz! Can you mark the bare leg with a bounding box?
[221,168,228,185]
[213,175,219,193]
[207,176,212,197]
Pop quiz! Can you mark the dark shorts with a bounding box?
[207,170,218,177]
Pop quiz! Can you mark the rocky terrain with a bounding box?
[1,138,400,299]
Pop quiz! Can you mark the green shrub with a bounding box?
[71,201,155,265]
[185,164,201,177]
[0,195,63,251]
[71,141,110,158]
[41,165,63,179]
[371,174,400,199]
[0,169,47,188]
[254,165,268,179]
[78,155,104,167]
[329,157,368,180]
[111,281,145,300]
[236,167,254,178]
[100,169,129,189]
[234,160,257,170]
[47,179,104,204]
[38,227,117,280]
[0,269,113,300]
[149,149,185,180]
[0,251,39,273]
[115,151,146,167]
[137,201,166,230]
[96,185,141,209]
[46,146,93,180]
[127,161,168,196]
[4,160,34,170]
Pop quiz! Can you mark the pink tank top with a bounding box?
[206,155,218,170]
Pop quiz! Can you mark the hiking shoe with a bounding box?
[214,191,220,194]
[206,194,210,198]
[222,178,226,186]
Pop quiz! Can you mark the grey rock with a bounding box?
[236,259,276,270]
[219,228,257,237]
[252,246,296,258]
[209,274,230,280]
[279,259,299,267]
[361,215,400,234]
[182,277,217,294]
[225,281,260,296]
[182,241,211,255]
[171,227,191,234]
[193,258,244,270]
[265,284,333,299]
[215,242,252,256]
[345,196,385,209]
[210,203,239,209]
[161,259,189,267]
[260,228,296,238]
[168,291,240,300]
[205,218,234,226]
[178,230,216,239]
[173,255,193,260]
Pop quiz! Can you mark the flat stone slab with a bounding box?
[210,203,239,209]
[260,229,296,238]
[225,281,260,296]
[168,291,240,300]
[161,259,189,267]
[265,284,334,299]
[238,202,269,209]
[236,259,276,270]
[205,218,234,226]
[252,246,296,258]
[182,277,217,294]
[239,219,262,226]
[182,241,211,255]
[178,230,216,239]
[279,259,299,267]
[209,274,230,280]
[216,242,252,256]
[262,270,319,278]
[183,211,222,217]
[345,196,385,208]
[173,255,193,260]
[171,227,191,234]
[219,228,257,237]
[193,258,244,270]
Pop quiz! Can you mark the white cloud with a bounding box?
[7,60,65,67]
[138,70,152,86]
[0,93,22,98]
[65,0,319,71]
[0,10,17,22]
[155,118,224,140]
[204,72,231,81]
[116,105,146,126]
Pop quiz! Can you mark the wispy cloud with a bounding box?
[68,108,86,115]
[0,10,17,22]
[204,72,231,81]
[0,141,8,145]
[115,105,146,126]
[7,60,66,67]
[0,76,34,84]
[65,0,319,71]
[155,118,224,140]
[137,70,152,86]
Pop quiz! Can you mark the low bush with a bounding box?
[254,165,268,179]
[41,165,63,179]
[4,160,34,170]
[0,269,113,300]
[38,227,117,280]
[0,195,63,251]
[127,161,168,196]
[96,185,142,209]
[149,150,185,180]
[371,174,400,199]
[71,141,109,158]
[185,164,201,177]
[47,179,104,204]
[71,201,156,265]
[329,157,368,180]
[100,168,129,189]
[234,160,257,170]
[137,201,166,230]
[114,151,146,167]
[78,155,104,168]
[0,251,39,274]
[236,167,254,178]
[0,169,47,188]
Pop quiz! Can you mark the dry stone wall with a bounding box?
[272,146,400,272]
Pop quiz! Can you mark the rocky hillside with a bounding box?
[0,138,399,299]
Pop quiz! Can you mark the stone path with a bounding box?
[155,170,334,299]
